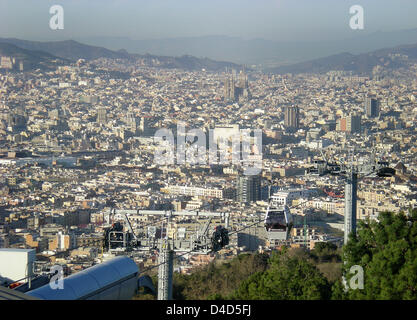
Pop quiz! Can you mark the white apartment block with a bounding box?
[271,189,316,206]
[166,185,223,199]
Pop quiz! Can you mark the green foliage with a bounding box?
[310,242,342,264]
[171,245,341,300]
[330,278,349,300]
[132,293,156,300]
[314,242,337,254]
[342,209,417,299]
[136,209,417,300]
[232,249,331,300]
[172,253,269,300]
[206,293,226,300]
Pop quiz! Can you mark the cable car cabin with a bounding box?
[104,222,139,251]
[327,163,344,175]
[211,226,229,252]
[377,167,395,177]
[307,160,327,176]
[264,206,293,241]
[377,161,389,167]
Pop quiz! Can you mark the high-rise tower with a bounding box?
[284,106,300,129]
[97,108,107,125]
[224,70,250,102]
[236,175,261,204]
[364,97,379,118]
[346,114,361,133]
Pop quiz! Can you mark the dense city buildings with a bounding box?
[0,43,416,286]
[336,114,361,133]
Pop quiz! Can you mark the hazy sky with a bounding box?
[1,0,417,41]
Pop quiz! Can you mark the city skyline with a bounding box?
[1,0,416,303]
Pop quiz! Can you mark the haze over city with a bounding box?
[1,0,417,40]
[0,0,417,307]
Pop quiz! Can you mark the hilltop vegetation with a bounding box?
[333,209,417,299]
[173,252,270,300]
[135,209,417,300]
[136,242,342,300]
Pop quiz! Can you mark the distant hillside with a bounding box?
[131,53,242,71]
[0,42,68,70]
[373,42,417,59]
[0,38,242,72]
[0,38,130,61]
[268,43,417,75]
[79,29,417,66]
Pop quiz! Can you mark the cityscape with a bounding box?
[0,0,416,305]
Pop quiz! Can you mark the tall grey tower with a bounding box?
[139,117,150,136]
[344,172,357,245]
[236,175,261,204]
[157,239,173,300]
[97,108,107,125]
[364,98,379,118]
[224,70,250,102]
[284,106,300,129]
[346,114,361,133]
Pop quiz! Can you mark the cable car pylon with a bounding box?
[307,148,396,245]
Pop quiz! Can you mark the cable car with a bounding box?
[104,222,124,250]
[104,222,139,251]
[327,163,344,175]
[211,226,229,252]
[264,205,293,241]
[376,167,395,177]
[307,160,327,176]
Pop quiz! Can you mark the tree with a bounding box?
[339,209,417,299]
[314,242,337,254]
[172,253,269,300]
[310,242,341,264]
[232,249,331,300]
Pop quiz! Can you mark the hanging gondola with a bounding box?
[264,205,293,241]
[211,225,229,252]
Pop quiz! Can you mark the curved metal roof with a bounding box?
[26,256,138,300]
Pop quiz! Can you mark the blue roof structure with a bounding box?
[26,256,139,300]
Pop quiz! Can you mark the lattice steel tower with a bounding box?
[157,239,173,300]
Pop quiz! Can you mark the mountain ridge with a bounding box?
[0,38,242,72]
[267,43,417,75]
[2,37,417,75]
[0,42,69,70]
[75,28,417,66]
